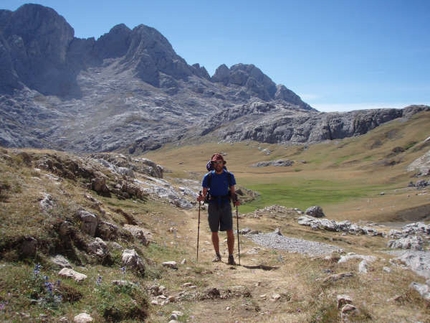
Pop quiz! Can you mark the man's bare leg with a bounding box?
[212,232,221,261]
[226,229,234,255]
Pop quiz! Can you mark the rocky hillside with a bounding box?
[1,133,430,322]
[0,4,429,154]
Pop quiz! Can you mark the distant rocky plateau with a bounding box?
[0,4,428,153]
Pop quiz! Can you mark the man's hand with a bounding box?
[232,193,240,206]
[197,192,204,202]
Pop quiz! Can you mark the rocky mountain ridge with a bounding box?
[0,4,428,153]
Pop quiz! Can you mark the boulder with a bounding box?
[122,249,145,276]
[305,206,325,218]
[77,209,98,237]
[58,268,87,282]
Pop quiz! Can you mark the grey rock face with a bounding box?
[1,4,78,97]
[95,24,132,59]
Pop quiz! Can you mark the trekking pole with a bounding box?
[196,191,202,262]
[236,203,240,265]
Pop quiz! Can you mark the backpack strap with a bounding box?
[207,170,213,187]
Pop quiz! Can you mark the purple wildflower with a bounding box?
[33,263,42,276]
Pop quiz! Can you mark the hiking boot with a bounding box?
[212,254,221,262]
[228,255,236,265]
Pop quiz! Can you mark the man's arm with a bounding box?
[230,185,240,206]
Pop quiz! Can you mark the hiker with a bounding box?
[197,153,240,265]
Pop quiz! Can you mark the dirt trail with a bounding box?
[174,207,325,323]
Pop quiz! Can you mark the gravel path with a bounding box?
[247,232,343,257]
[247,232,430,279]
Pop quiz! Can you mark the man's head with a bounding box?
[211,153,226,165]
[211,153,226,173]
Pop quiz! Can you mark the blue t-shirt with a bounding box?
[202,170,236,196]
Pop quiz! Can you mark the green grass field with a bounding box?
[239,178,383,213]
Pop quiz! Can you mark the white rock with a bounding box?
[162,261,178,269]
[73,313,93,323]
[58,268,87,282]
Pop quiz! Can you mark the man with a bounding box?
[197,153,240,265]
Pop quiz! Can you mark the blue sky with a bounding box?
[2,0,430,112]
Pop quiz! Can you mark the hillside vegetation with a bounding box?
[0,111,429,322]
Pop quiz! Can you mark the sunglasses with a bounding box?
[212,160,224,165]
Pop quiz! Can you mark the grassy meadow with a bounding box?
[144,111,430,222]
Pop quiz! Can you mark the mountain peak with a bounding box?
[0,3,426,154]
